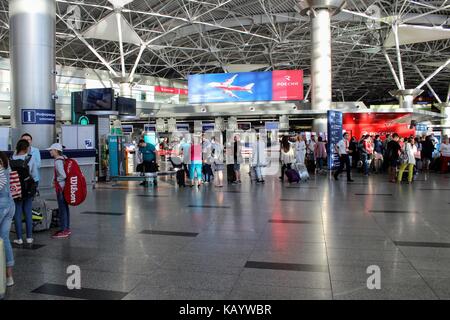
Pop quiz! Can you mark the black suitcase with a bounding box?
[176,169,186,187]
[227,164,236,183]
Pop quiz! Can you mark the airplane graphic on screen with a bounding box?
[207,75,255,99]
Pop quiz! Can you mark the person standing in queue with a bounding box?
[190,134,203,188]
[251,134,267,183]
[47,143,71,239]
[397,137,417,184]
[440,136,450,174]
[386,133,402,183]
[11,139,38,245]
[233,135,243,184]
[211,137,224,187]
[138,139,157,187]
[0,151,15,286]
[180,135,192,186]
[20,134,41,188]
[333,132,354,182]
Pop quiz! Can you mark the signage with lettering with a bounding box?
[327,110,343,170]
[188,70,303,104]
[22,109,56,125]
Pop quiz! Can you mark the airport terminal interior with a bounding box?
[0,0,450,301]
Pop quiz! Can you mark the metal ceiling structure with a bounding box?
[0,0,449,103]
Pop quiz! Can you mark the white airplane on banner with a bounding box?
[207,75,255,99]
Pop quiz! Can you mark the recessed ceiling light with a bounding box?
[250,107,255,111]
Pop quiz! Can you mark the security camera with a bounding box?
[51,70,58,75]
[52,94,59,100]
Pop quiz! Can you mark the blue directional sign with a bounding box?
[22,109,56,125]
[327,110,343,170]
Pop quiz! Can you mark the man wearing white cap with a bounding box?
[47,143,71,239]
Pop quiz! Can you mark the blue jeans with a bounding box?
[317,158,324,170]
[57,191,70,231]
[0,202,15,267]
[361,153,369,175]
[14,197,33,239]
[254,166,263,180]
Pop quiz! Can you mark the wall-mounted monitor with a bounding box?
[82,88,114,111]
[116,97,136,116]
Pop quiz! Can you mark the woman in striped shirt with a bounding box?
[0,151,16,287]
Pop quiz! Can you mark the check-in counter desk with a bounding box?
[3,149,96,196]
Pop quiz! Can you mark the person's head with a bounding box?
[15,139,30,155]
[234,135,239,142]
[138,139,146,147]
[0,151,8,169]
[47,143,63,158]
[386,133,391,140]
[318,136,323,142]
[21,133,33,146]
[392,133,399,141]
[281,135,290,152]
[343,132,349,140]
[375,135,380,141]
[408,137,414,144]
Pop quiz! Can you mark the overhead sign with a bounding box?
[154,86,188,95]
[176,124,189,132]
[202,123,215,131]
[21,109,56,125]
[144,124,156,132]
[122,125,133,134]
[188,70,303,104]
[265,122,279,130]
[327,110,343,170]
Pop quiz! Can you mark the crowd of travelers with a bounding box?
[1,134,73,289]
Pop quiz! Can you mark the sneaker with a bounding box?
[52,231,69,239]
[13,239,23,245]
[64,229,72,236]
[26,238,34,244]
[6,277,14,287]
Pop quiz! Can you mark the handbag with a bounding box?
[399,151,409,164]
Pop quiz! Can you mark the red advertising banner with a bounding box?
[272,70,304,101]
[154,86,188,95]
[343,113,415,140]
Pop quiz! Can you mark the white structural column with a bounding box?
[119,81,133,98]
[10,0,56,149]
[311,9,332,132]
[299,0,346,133]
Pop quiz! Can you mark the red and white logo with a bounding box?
[272,70,304,101]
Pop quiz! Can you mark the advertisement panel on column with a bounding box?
[327,110,343,170]
[188,70,303,104]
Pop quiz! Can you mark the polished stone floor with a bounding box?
[4,168,450,300]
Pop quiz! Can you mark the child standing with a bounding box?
[47,143,71,239]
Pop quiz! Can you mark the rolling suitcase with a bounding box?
[0,238,5,300]
[285,168,300,183]
[295,163,310,182]
[31,198,53,232]
[227,164,236,184]
[249,166,258,183]
[176,169,186,187]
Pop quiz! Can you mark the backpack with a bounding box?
[56,158,87,206]
[9,155,37,200]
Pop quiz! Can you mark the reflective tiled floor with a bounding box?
[5,169,450,300]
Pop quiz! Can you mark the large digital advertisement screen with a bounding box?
[188,70,303,104]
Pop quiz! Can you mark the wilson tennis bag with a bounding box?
[57,158,87,206]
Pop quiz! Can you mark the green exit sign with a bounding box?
[78,116,89,125]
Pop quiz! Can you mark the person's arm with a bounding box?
[28,157,39,182]
[34,147,42,169]
[0,167,7,191]
[55,159,67,186]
